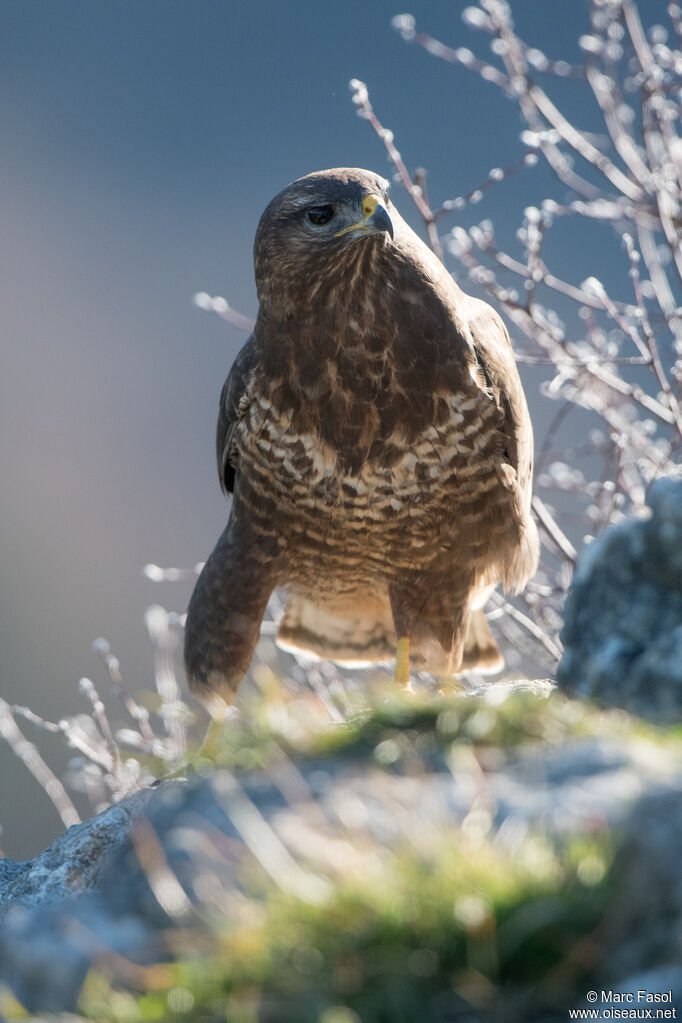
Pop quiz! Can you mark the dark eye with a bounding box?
[307,205,334,226]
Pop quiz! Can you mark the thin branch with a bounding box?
[79,677,122,781]
[532,495,578,566]
[528,84,645,202]
[93,636,156,747]
[535,401,575,477]
[0,698,81,828]
[489,594,563,662]
[431,152,540,223]
[349,79,441,256]
[193,292,256,333]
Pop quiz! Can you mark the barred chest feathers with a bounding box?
[234,378,507,542]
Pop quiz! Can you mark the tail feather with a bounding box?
[276,594,504,675]
[461,608,504,674]
[277,594,396,665]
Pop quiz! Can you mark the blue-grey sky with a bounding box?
[0,0,666,857]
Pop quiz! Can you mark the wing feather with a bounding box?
[462,295,534,499]
[460,295,539,591]
[216,336,258,494]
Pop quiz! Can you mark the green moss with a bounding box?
[78,824,617,1022]
[187,679,681,776]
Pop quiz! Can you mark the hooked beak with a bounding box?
[334,193,394,240]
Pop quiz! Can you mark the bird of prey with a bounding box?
[185,168,538,709]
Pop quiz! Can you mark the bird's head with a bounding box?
[253,168,396,311]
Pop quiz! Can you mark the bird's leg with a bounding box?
[389,581,424,695]
[435,623,468,696]
[389,572,476,697]
[185,521,281,758]
[394,636,413,692]
[197,698,229,762]
[435,643,465,696]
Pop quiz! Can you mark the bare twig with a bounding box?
[0,698,81,828]
[193,292,256,333]
[531,495,578,566]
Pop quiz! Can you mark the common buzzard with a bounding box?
[185,168,538,707]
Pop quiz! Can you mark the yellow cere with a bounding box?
[362,194,380,218]
[334,193,382,237]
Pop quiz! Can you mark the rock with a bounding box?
[557,476,682,721]
[0,787,155,1014]
[0,787,152,914]
[1,685,682,1017]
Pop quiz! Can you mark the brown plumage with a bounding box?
[184,168,539,707]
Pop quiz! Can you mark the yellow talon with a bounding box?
[394,636,412,692]
[438,674,462,696]
[197,702,228,762]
